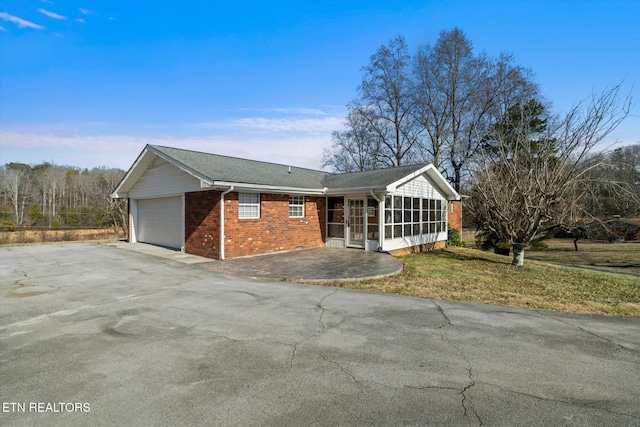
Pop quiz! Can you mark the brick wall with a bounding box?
[223,193,326,259]
[184,190,221,259]
[448,200,462,234]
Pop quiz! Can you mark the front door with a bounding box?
[347,199,365,248]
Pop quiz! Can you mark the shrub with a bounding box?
[29,205,48,226]
[529,239,548,251]
[447,224,465,247]
[0,211,16,232]
[475,228,510,254]
[60,230,78,241]
[0,219,16,232]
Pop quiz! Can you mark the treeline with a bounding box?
[0,162,127,234]
[588,144,640,218]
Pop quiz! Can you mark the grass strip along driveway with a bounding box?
[323,246,640,316]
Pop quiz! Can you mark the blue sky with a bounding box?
[1,0,638,171]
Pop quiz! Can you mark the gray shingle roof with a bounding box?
[324,163,429,189]
[145,145,451,196]
[151,145,328,189]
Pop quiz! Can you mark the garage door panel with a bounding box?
[137,197,182,249]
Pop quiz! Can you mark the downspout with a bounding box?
[323,188,328,246]
[220,186,234,260]
[369,190,382,251]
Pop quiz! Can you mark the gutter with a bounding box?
[212,181,325,195]
[324,186,387,195]
[220,186,234,260]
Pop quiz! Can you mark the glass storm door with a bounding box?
[347,199,365,248]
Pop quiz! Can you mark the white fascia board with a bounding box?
[111,145,213,198]
[425,167,459,200]
[111,146,155,198]
[212,181,326,195]
[147,145,213,187]
[387,164,460,200]
[324,187,387,196]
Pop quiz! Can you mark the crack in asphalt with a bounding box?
[288,341,300,369]
[549,316,635,352]
[317,288,340,332]
[432,300,483,426]
[432,300,452,329]
[460,366,482,425]
[288,288,341,369]
[319,353,365,399]
[483,381,640,421]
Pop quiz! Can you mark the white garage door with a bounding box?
[137,196,183,249]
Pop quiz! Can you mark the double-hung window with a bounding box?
[289,195,304,218]
[238,192,260,219]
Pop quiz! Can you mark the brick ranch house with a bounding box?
[112,145,461,260]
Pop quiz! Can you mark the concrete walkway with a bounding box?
[107,242,403,282]
[107,242,215,265]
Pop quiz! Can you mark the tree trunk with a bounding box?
[573,238,580,251]
[511,243,525,266]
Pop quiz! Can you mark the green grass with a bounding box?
[324,246,640,316]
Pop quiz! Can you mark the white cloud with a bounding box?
[0,25,7,32]
[0,12,45,29]
[0,127,333,170]
[264,107,329,116]
[76,18,85,23]
[225,116,343,133]
[78,8,92,15]
[0,108,347,170]
[192,107,345,134]
[38,8,66,20]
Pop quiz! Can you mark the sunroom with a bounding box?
[324,163,458,254]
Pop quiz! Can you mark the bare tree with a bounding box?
[413,28,539,191]
[322,106,385,172]
[356,36,421,167]
[469,85,631,266]
[586,144,640,216]
[412,43,450,168]
[1,164,32,226]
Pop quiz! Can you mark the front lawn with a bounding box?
[326,246,640,316]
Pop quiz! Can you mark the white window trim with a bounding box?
[238,192,260,219]
[289,195,305,218]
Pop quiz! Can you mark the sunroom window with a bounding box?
[384,195,446,239]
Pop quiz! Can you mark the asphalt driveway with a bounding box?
[1,243,639,426]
